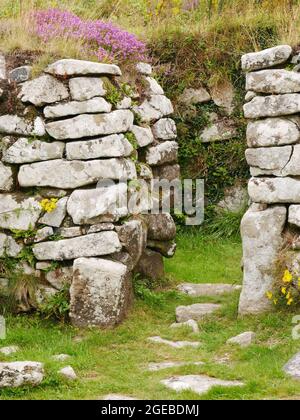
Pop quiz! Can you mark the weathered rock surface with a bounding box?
[144,76,164,95]
[19,75,69,106]
[0,233,23,257]
[131,125,154,147]
[9,66,31,83]
[283,352,300,380]
[0,115,45,136]
[45,266,73,290]
[67,184,128,225]
[45,59,121,77]
[152,118,177,140]
[145,213,176,241]
[241,45,292,71]
[288,205,300,227]
[176,304,221,322]
[33,231,121,261]
[239,205,286,315]
[58,366,77,380]
[0,362,44,388]
[39,197,68,227]
[136,62,152,75]
[177,283,241,297]
[18,158,136,189]
[148,361,204,371]
[66,134,133,160]
[178,88,211,105]
[87,223,115,234]
[246,69,300,94]
[152,164,181,181]
[146,141,178,166]
[70,258,132,327]
[133,95,173,122]
[0,346,19,356]
[147,240,176,258]
[227,331,256,348]
[34,226,54,243]
[52,354,71,362]
[59,227,85,238]
[148,337,200,348]
[0,194,41,230]
[46,110,134,140]
[117,220,147,267]
[246,146,292,174]
[44,97,112,119]
[135,248,165,280]
[69,77,106,101]
[3,138,64,164]
[201,118,237,143]
[244,94,300,118]
[246,117,300,147]
[116,96,132,110]
[210,80,234,114]
[161,375,243,396]
[248,177,300,203]
[170,319,199,334]
[0,162,13,191]
[217,185,248,213]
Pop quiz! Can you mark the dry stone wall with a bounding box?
[240,44,300,314]
[0,56,178,327]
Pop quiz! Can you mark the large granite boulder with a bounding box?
[19,75,69,106]
[248,177,300,203]
[246,117,300,147]
[239,204,286,315]
[246,70,300,94]
[241,45,292,71]
[244,94,300,119]
[45,110,134,140]
[144,213,176,241]
[33,231,121,260]
[67,184,128,224]
[45,59,121,77]
[2,138,64,164]
[0,362,44,388]
[18,158,137,189]
[0,194,41,230]
[70,258,132,327]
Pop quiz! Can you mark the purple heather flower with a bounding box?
[31,8,147,64]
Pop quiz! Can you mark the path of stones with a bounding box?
[1,282,299,398]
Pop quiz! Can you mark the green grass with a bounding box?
[1,233,300,400]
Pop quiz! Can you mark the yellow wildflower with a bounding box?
[273,299,278,305]
[281,287,287,295]
[282,270,293,284]
[40,198,58,213]
[266,291,273,300]
[287,298,294,306]
[286,292,291,300]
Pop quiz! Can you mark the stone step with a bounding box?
[284,352,300,379]
[161,374,244,396]
[148,336,200,349]
[170,319,199,333]
[148,361,204,371]
[177,283,241,297]
[176,303,221,323]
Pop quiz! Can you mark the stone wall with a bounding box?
[0,57,178,327]
[239,44,300,314]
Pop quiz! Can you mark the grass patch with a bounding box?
[1,233,300,400]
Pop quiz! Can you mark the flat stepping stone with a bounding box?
[58,366,77,380]
[161,375,244,396]
[148,361,204,371]
[227,332,256,348]
[170,319,199,333]
[176,303,221,323]
[284,352,300,379]
[0,346,19,356]
[178,283,241,296]
[148,336,200,348]
[103,394,138,400]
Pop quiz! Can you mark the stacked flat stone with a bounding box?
[239,45,300,315]
[0,56,178,327]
